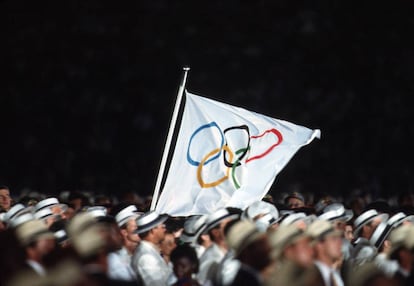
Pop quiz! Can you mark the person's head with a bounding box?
[307,219,343,266]
[270,224,314,267]
[179,215,208,246]
[226,220,272,272]
[34,208,59,228]
[243,200,279,222]
[388,224,414,272]
[67,212,112,274]
[120,217,140,244]
[344,223,354,242]
[84,206,123,253]
[67,191,90,212]
[135,211,168,244]
[94,194,113,213]
[102,218,123,253]
[160,231,177,261]
[353,209,388,240]
[318,203,353,232]
[204,208,240,246]
[284,192,305,209]
[35,197,68,221]
[0,186,12,211]
[171,244,199,280]
[16,219,56,263]
[113,205,142,248]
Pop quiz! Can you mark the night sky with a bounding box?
[2,1,414,201]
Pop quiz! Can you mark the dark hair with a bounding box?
[68,191,91,206]
[170,244,199,273]
[0,185,10,190]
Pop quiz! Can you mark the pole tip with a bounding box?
[183,66,190,71]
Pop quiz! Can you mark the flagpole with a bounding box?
[150,67,190,211]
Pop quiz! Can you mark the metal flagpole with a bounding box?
[150,67,190,211]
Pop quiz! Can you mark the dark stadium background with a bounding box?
[2,1,413,201]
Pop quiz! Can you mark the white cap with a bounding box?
[35,198,68,213]
[115,205,142,227]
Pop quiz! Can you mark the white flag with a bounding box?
[155,91,320,216]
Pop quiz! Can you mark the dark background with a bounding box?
[1,0,413,201]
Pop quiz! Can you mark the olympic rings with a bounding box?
[187,121,284,189]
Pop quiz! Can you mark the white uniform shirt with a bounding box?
[108,247,137,281]
[198,243,226,285]
[131,241,172,286]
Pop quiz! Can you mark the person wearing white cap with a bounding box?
[243,200,279,232]
[318,203,354,261]
[350,209,389,266]
[107,205,142,282]
[130,210,172,286]
[33,208,59,228]
[179,214,210,258]
[34,197,68,220]
[353,209,389,241]
[197,208,240,285]
[370,212,410,278]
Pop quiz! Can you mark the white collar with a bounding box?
[26,259,46,276]
[314,261,343,286]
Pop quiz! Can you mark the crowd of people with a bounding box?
[1,184,414,286]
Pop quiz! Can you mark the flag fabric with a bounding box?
[155,91,321,216]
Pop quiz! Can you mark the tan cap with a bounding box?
[15,219,55,246]
[67,212,96,237]
[306,219,342,241]
[269,224,307,259]
[226,220,265,257]
[388,224,414,256]
[67,212,106,257]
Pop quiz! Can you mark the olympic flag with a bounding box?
[154,91,321,216]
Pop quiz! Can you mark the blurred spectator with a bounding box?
[226,220,272,286]
[67,191,90,212]
[0,228,27,285]
[0,185,12,211]
[284,192,306,209]
[15,219,56,276]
